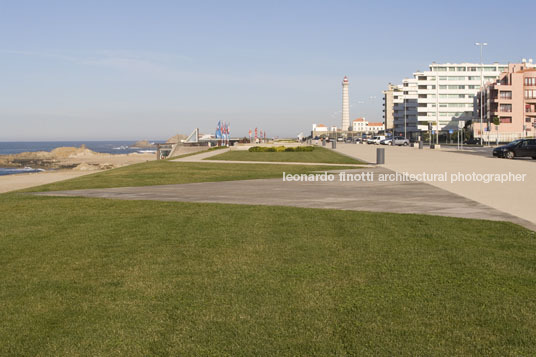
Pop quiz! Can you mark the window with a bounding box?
[428,76,436,80]
[524,77,536,86]
[468,85,479,89]
[436,67,447,72]
[439,76,447,80]
[448,67,456,71]
[500,104,512,112]
[500,117,512,123]
[498,67,507,72]
[468,67,477,72]
[457,67,466,71]
[468,76,480,81]
[500,91,512,99]
[525,90,536,99]
[483,67,496,72]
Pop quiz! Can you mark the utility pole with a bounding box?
[475,42,487,146]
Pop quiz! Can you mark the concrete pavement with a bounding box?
[333,143,536,227]
[34,167,535,230]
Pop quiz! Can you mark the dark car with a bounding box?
[465,138,483,145]
[493,139,536,159]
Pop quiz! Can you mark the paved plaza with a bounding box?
[33,145,536,230]
[334,143,536,228]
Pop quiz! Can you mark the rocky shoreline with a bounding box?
[0,145,155,171]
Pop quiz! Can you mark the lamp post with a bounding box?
[475,42,487,146]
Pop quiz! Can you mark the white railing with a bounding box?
[476,131,528,142]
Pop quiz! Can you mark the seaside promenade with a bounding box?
[34,146,536,230]
[333,143,536,228]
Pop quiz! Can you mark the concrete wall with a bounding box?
[168,145,207,157]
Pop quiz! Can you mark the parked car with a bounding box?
[337,137,344,142]
[367,136,386,145]
[393,137,410,146]
[380,138,392,145]
[465,138,483,145]
[493,139,536,159]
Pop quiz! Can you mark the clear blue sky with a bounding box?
[1,0,534,140]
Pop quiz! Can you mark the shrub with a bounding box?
[248,146,315,152]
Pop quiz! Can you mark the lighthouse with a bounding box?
[342,76,350,131]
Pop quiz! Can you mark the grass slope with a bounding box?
[21,161,355,192]
[209,146,363,164]
[1,193,535,355]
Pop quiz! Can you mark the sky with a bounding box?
[1,0,535,141]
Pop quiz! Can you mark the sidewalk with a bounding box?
[34,167,536,231]
[333,143,536,227]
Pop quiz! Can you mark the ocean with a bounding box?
[0,141,158,176]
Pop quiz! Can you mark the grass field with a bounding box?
[3,159,536,355]
[21,161,355,192]
[209,146,363,164]
[1,192,535,355]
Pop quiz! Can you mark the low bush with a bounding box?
[248,146,314,152]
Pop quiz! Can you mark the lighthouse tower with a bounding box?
[342,76,350,131]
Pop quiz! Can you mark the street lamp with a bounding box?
[404,98,407,140]
[475,42,487,146]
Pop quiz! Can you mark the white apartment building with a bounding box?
[393,78,418,137]
[390,63,510,139]
[352,118,385,134]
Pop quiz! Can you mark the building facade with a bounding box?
[352,118,385,134]
[393,78,418,138]
[478,62,536,141]
[382,83,402,133]
[390,62,510,139]
[312,123,329,137]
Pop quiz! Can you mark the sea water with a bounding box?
[0,141,158,176]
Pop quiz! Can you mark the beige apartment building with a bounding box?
[479,62,536,141]
[382,83,402,133]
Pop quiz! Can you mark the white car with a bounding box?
[367,136,386,145]
[380,138,392,145]
[392,137,410,146]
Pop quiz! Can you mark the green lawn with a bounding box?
[1,193,535,355]
[209,146,363,164]
[21,160,356,192]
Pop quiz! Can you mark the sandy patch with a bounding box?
[0,170,97,193]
